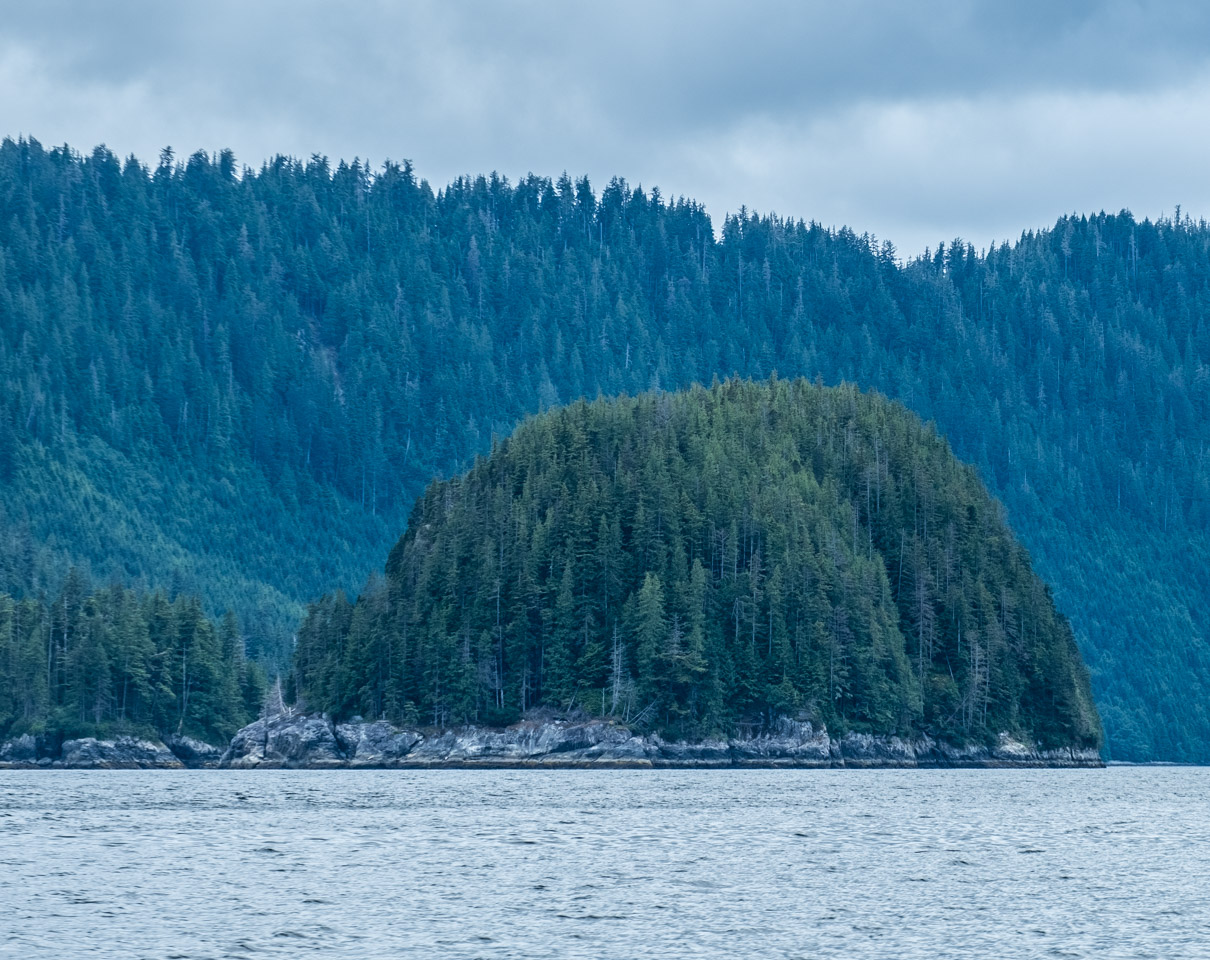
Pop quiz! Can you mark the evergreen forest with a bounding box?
[293,379,1103,750]
[0,572,266,746]
[0,137,1205,758]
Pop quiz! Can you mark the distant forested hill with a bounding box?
[0,137,1206,759]
[293,379,1103,751]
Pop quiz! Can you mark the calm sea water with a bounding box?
[1,768,1207,959]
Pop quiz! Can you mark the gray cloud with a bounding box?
[2,0,1209,255]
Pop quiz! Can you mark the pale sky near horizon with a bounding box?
[2,0,1209,257]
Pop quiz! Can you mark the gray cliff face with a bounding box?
[725,718,833,766]
[221,713,347,768]
[215,714,1104,769]
[335,721,423,767]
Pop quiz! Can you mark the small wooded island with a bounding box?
[0,379,1103,767]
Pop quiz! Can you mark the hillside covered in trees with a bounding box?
[0,574,266,746]
[0,137,1205,758]
[292,380,1102,750]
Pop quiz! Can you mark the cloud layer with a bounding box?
[2,0,1208,255]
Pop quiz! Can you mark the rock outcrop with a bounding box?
[215,713,1104,769]
[0,733,227,769]
[725,718,834,767]
[0,734,47,767]
[58,736,183,769]
[400,718,651,766]
[221,712,346,768]
[165,735,225,769]
[335,721,423,767]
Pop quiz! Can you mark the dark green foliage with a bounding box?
[0,573,264,745]
[294,380,1102,750]
[0,136,1204,757]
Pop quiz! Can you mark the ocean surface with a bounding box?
[1,767,1207,959]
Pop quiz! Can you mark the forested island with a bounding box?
[293,379,1101,755]
[0,137,1204,759]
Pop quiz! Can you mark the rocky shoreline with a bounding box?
[0,732,223,770]
[0,714,1103,769]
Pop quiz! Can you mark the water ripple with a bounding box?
[0,768,1207,958]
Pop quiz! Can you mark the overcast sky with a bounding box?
[2,0,1208,256]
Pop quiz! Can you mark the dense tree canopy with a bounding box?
[293,380,1101,751]
[0,573,265,745]
[0,137,1205,758]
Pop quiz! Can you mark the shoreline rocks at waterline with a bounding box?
[215,713,1102,769]
[0,734,185,769]
[0,713,1103,770]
